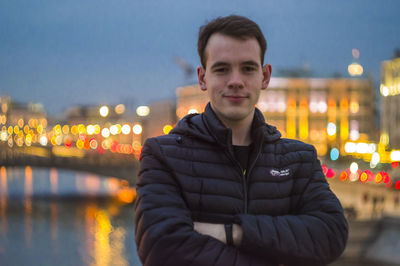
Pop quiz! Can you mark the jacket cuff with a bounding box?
[224,223,234,245]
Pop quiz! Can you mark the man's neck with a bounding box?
[218,111,254,146]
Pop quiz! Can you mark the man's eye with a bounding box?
[214,68,227,73]
[243,66,256,72]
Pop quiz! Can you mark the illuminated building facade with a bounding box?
[176,77,376,157]
[380,56,400,150]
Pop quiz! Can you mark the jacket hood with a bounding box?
[170,103,281,147]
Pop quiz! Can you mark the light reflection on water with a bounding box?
[0,166,141,266]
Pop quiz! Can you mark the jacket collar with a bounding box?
[202,102,281,148]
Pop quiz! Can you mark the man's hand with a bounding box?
[194,222,226,243]
[193,222,243,246]
[232,224,243,246]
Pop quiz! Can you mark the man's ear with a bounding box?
[261,64,272,90]
[197,66,207,91]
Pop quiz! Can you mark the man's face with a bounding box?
[197,33,271,126]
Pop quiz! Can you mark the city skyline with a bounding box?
[1,0,400,114]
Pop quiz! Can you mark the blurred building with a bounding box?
[66,104,130,125]
[176,77,376,157]
[0,95,47,147]
[380,55,400,150]
[0,96,47,127]
[141,100,176,140]
[0,95,10,127]
[63,104,143,156]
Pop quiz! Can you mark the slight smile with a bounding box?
[224,95,248,103]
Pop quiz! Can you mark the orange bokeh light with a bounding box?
[375,173,383,183]
[359,172,368,183]
[340,171,348,181]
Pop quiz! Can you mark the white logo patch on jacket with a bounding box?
[270,169,290,177]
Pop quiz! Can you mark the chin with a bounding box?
[221,109,252,122]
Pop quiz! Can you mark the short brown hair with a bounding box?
[197,15,267,68]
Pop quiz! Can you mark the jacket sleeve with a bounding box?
[134,138,267,266]
[235,149,348,266]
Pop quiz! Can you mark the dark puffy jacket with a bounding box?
[135,103,348,266]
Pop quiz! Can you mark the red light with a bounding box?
[111,141,118,152]
[364,170,374,181]
[326,168,335,178]
[98,145,105,154]
[64,138,72,148]
[383,172,391,184]
[322,165,328,175]
[395,181,400,190]
[392,162,399,168]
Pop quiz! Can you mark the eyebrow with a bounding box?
[210,61,229,69]
[241,61,260,67]
[210,60,260,70]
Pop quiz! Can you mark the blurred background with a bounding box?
[1,0,400,265]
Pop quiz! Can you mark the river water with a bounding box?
[0,166,142,266]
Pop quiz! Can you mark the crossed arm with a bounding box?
[193,222,242,246]
[135,139,348,266]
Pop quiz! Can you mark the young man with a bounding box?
[135,15,348,266]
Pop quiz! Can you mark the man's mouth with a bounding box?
[224,95,248,103]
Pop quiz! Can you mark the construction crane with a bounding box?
[173,56,195,85]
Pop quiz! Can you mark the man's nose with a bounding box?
[227,70,244,89]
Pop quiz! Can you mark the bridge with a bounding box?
[0,144,139,185]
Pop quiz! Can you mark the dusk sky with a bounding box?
[1,0,399,115]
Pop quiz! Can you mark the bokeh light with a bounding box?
[86,125,95,135]
[348,62,363,76]
[330,148,339,161]
[99,106,109,117]
[39,135,48,146]
[359,172,368,183]
[188,108,198,114]
[163,125,173,135]
[326,168,335,178]
[350,162,358,174]
[340,171,348,181]
[101,128,110,138]
[136,106,150,117]
[375,172,383,183]
[115,104,125,115]
[121,124,131,135]
[327,123,336,136]
[132,124,143,135]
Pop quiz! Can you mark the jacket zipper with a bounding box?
[242,169,247,213]
[225,148,261,214]
[224,150,247,213]
[246,151,261,186]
